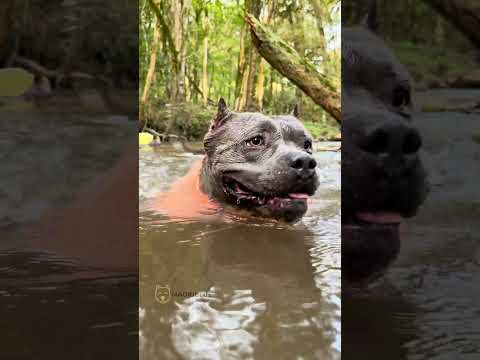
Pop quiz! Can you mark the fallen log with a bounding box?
[245,13,341,123]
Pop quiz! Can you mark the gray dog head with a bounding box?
[199,99,319,222]
[342,2,429,279]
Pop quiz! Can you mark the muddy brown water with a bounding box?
[344,90,480,359]
[3,89,478,360]
[0,109,138,359]
[139,144,341,360]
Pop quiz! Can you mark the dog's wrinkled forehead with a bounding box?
[272,115,312,142]
[222,112,279,137]
[213,112,309,141]
[203,112,277,153]
[342,27,412,90]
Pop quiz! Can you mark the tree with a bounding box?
[139,0,340,139]
[235,0,262,111]
[422,0,480,49]
[140,9,161,123]
[246,13,341,122]
[200,8,209,106]
[0,0,15,66]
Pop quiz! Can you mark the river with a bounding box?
[0,107,138,359]
[344,89,480,359]
[139,143,341,360]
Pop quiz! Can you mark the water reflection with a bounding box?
[344,91,480,359]
[0,109,137,359]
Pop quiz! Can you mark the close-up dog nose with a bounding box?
[290,154,317,177]
[362,123,422,156]
[359,121,423,180]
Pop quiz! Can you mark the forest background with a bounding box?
[344,1,480,103]
[139,0,341,141]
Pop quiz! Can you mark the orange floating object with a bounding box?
[152,159,218,220]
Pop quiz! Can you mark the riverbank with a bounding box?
[142,102,341,141]
[416,88,480,113]
[392,42,479,90]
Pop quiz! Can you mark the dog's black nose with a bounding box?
[361,121,422,177]
[290,153,317,178]
[362,123,422,155]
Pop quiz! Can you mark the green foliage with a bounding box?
[5,0,138,84]
[175,106,215,139]
[143,101,214,139]
[344,1,478,90]
[304,120,340,141]
[140,0,340,139]
[392,42,477,88]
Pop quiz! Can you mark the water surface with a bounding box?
[139,143,341,360]
[344,89,480,359]
[0,108,137,359]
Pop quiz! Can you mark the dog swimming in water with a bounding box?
[154,98,319,223]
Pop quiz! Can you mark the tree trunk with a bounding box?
[170,0,185,103]
[200,11,209,106]
[245,13,341,122]
[293,2,305,114]
[256,59,266,110]
[147,0,179,106]
[264,68,274,108]
[255,0,274,110]
[140,16,161,124]
[236,57,250,111]
[422,0,480,49]
[146,0,190,131]
[0,0,15,66]
[234,24,247,109]
[235,0,261,112]
[434,16,445,47]
[244,46,260,111]
[148,0,178,67]
[308,0,328,57]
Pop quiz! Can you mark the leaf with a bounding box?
[0,68,34,97]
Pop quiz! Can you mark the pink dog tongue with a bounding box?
[355,211,402,224]
[234,183,250,194]
[288,193,309,199]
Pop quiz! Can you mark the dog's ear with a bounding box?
[291,104,300,118]
[210,98,232,130]
[362,0,379,33]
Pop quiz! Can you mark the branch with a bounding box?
[14,56,112,86]
[14,56,59,78]
[422,0,480,50]
[245,13,341,123]
[186,73,216,105]
[147,0,179,69]
[142,128,205,154]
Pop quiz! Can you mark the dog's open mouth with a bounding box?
[343,210,405,232]
[355,211,403,225]
[222,175,310,207]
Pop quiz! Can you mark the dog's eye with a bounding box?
[392,87,410,107]
[246,135,265,147]
[304,140,312,151]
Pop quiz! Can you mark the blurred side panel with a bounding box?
[0,1,139,359]
[342,0,480,359]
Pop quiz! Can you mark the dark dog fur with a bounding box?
[342,1,429,279]
[199,99,319,223]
